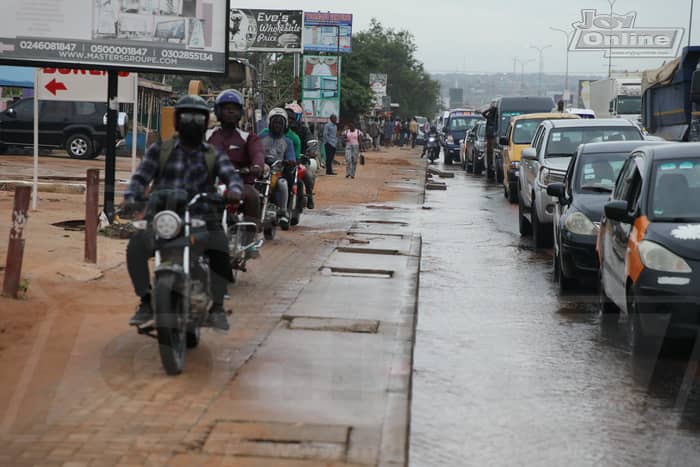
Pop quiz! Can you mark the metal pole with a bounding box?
[550,28,571,101]
[690,0,695,48]
[131,74,138,174]
[85,169,99,264]
[530,45,551,96]
[608,0,617,78]
[2,186,31,298]
[104,70,119,222]
[32,69,38,211]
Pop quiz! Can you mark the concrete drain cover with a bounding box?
[336,246,400,256]
[321,266,394,279]
[348,232,405,239]
[357,220,408,226]
[203,421,350,461]
[286,317,380,334]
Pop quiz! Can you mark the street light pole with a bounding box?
[690,0,695,48]
[516,58,535,91]
[550,27,571,102]
[530,44,551,96]
[608,0,617,78]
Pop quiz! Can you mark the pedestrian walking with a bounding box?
[383,119,394,147]
[409,117,418,148]
[369,120,380,151]
[323,114,338,175]
[343,122,363,179]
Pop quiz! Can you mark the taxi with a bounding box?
[598,144,700,355]
[499,112,579,203]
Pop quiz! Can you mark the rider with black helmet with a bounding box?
[208,89,264,257]
[122,94,243,331]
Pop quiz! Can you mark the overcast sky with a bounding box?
[251,0,695,76]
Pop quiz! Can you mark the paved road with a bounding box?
[410,161,700,466]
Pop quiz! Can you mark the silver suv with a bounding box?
[518,119,643,248]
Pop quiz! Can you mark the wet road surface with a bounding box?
[410,161,700,466]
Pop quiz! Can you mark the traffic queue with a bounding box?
[446,96,700,357]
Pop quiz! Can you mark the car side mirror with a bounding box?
[691,70,700,104]
[604,200,633,223]
[499,136,508,146]
[521,148,537,161]
[609,100,614,113]
[547,182,565,199]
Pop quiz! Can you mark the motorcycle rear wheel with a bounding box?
[155,273,186,376]
[291,183,304,226]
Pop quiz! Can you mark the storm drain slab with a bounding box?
[356,220,409,226]
[347,231,406,239]
[321,266,394,279]
[285,317,380,334]
[203,421,350,461]
[336,246,401,256]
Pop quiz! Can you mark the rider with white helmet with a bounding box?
[259,108,296,230]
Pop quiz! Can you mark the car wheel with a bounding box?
[598,268,619,315]
[555,247,576,291]
[66,133,96,160]
[518,192,531,236]
[496,161,504,184]
[508,182,518,204]
[532,204,552,249]
[627,286,661,356]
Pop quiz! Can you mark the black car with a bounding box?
[598,143,700,354]
[442,110,483,165]
[547,141,666,290]
[0,98,126,159]
[463,120,487,174]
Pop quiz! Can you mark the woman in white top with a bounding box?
[343,123,363,179]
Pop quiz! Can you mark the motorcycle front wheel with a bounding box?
[155,272,186,375]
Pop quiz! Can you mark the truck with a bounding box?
[589,75,642,124]
[642,46,700,141]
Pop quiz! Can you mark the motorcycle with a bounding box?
[130,188,222,375]
[426,134,440,163]
[305,139,321,174]
[219,173,263,284]
[291,157,310,227]
[260,158,282,240]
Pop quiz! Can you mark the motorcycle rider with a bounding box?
[259,108,297,229]
[421,125,440,158]
[208,89,264,258]
[284,105,315,210]
[123,95,243,331]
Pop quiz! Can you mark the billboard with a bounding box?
[37,68,137,103]
[0,0,230,74]
[369,73,387,110]
[229,9,302,53]
[302,55,341,123]
[303,12,352,54]
[570,9,684,59]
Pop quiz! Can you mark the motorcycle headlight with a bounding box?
[564,212,598,236]
[153,211,182,240]
[447,135,454,144]
[638,240,692,273]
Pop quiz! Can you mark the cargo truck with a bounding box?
[642,46,700,141]
[589,76,642,124]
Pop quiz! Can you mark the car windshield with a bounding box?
[650,158,700,222]
[450,117,480,131]
[616,96,641,115]
[513,119,546,144]
[573,153,628,194]
[545,127,642,158]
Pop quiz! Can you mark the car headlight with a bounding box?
[153,211,182,240]
[564,212,598,236]
[447,135,454,144]
[638,240,692,273]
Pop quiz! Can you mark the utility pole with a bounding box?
[690,0,695,48]
[530,44,551,96]
[516,58,535,91]
[550,27,571,102]
[608,0,617,78]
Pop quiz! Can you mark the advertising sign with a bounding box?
[369,73,387,110]
[0,0,229,74]
[303,12,352,54]
[36,67,137,102]
[570,9,685,59]
[229,9,303,53]
[302,55,341,123]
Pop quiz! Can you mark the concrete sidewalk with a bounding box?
[170,205,423,467]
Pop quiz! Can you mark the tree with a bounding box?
[344,20,441,120]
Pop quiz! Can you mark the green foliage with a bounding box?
[345,19,441,119]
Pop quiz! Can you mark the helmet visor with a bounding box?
[178,112,207,125]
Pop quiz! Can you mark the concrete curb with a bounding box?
[0,180,86,194]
